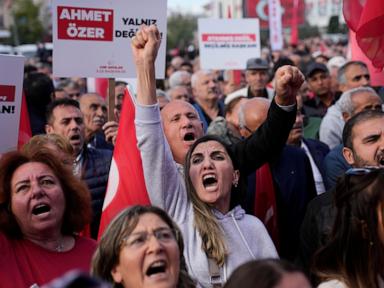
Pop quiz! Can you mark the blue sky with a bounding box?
[168,0,209,14]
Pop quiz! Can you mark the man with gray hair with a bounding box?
[168,70,191,88]
[168,70,192,101]
[191,69,225,131]
[319,61,372,149]
[226,57,274,101]
[167,85,189,102]
[319,86,381,149]
[337,61,370,92]
[323,86,382,190]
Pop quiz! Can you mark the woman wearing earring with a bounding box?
[313,167,384,288]
[181,135,278,287]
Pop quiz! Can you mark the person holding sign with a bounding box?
[132,25,304,286]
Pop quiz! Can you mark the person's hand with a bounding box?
[131,25,161,67]
[103,121,119,145]
[274,65,304,106]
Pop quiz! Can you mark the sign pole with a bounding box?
[108,78,115,121]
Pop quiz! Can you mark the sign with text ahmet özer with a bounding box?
[52,0,167,78]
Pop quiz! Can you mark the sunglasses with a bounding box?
[345,166,382,176]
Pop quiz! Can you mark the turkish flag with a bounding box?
[343,0,384,70]
[97,88,150,238]
[17,92,32,149]
[254,163,279,249]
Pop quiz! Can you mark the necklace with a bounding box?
[55,239,64,252]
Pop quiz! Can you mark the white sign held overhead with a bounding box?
[52,0,167,78]
[198,18,261,70]
[0,55,25,153]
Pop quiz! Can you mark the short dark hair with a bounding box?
[0,149,92,238]
[46,98,80,125]
[23,72,54,108]
[342,109,384,149]
[92,205,195,288]
[224,259,307,288]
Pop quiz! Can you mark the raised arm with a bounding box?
[233,66,305,174]
[131,25,161,105]
[132,25,189,219]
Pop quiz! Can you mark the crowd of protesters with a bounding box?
[0,23,383,288]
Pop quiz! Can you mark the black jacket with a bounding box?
[81,146,112,238]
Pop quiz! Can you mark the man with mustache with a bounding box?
[191,70,225,131]
[79,93,118,150]
[45,98,112,239]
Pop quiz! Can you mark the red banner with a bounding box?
[202,33,256,42]
[0,85,15,102]
[57,6,114,41]
[343,0,384,71]
[245,0,305,29]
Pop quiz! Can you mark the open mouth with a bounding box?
[69,134,81,143]
[146,260,167,277]
[32,204,51,215]
[377,154,384,166]
[202,174,218,188]
[183,132,195,142]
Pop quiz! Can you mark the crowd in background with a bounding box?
[0,24,383,288]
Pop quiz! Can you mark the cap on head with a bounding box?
[306,62,329,79]
[246,58,269,70]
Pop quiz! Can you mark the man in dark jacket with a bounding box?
[297,109,384,280]
[45,98,112,238]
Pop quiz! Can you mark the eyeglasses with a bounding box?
[345,166,381,176]
[122,228,176,248]
[239,122,254,134]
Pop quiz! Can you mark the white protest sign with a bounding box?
[198,18,261,70]
[0,55,25,153]
[52,0,167,78]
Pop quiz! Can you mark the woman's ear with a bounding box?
[111,265,123,284]
[232,170,240,187]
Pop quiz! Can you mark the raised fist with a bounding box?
[274,65,304,106]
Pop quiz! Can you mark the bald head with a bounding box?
[239,98,271,138]
[160,100,204,164]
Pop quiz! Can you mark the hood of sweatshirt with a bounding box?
[212,205,245,221]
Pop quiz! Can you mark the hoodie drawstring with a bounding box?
[231,211,256,259]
